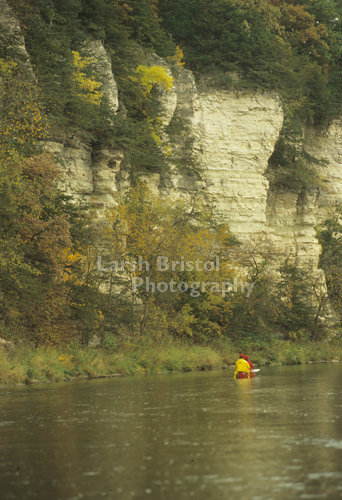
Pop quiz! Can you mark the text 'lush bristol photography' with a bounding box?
[97,256,255,297]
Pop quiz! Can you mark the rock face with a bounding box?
[44,39,122,209]
[87,40,119,114]
[195,85,283,236]
[0,0,31,71]
[0,0,19,32]
[305,119,342,220]
[264,119,342,273]
[266,189,321,267]
[46,49,326,272]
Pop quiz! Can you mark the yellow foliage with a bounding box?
[167,46,185,67]
[168,304,196,337]
[61,248,83,282]
[58,354,74,369]
[147,117,173,156]
[128,65,174,155]
[103,183,236,337]
[0,59,17,76]
[0,57,48,152]
[130,65,174,95]
[71,51,103,106]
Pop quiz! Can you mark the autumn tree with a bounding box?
[0,152,76,341]
[96,183,238,342]
[0,52,101,343]
[225,235,330,340]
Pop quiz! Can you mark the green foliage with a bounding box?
[219,238,330,341]
[0,59,48,157]
[1,338,342,385]
[0,153,73,340]
[79,0,175,56]
[96,183,237,341]
[158,0,342,117]
[159,0,279,78]
[267,118,327,190]
[276,264,317,336]
[316,205,342,322]
[102,332,117,352]
[166,115,202,176]
[7,0,85,127]
[7,0,342,187]
[6,0,181,179]
[0,48,106,344]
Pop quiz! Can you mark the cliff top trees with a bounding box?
[157,0,342,121]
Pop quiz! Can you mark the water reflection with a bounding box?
[0,364,342,499]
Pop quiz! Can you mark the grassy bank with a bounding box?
[1,338,342,386]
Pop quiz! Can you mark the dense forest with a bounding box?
[1,0,342,348]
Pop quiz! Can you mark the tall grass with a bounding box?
[0,338,341,385]
[216,338,342,367]
[0,342,223,385]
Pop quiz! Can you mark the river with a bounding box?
[1,363,342,500]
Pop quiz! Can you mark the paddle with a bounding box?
[251,369,260,373]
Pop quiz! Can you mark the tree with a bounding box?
[267,117,327,190]
[0,50,101,344]
[0,153,75,341]
[316,206,342,324]
[223,236,281,340]
[97,183,237,342]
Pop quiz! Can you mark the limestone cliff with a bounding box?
[35,44,342,275]
[46,51,325,273]
[0,0,28,62]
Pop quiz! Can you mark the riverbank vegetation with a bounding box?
[0,337,342,386]
[1,168,337,345]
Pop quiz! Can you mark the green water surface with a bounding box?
[1,363,342,500]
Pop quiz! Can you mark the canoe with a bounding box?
[235,369,259,379]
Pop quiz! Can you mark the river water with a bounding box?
[1,363,342,500]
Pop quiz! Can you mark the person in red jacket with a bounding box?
[244,355,253,369]
[244,355,254,377]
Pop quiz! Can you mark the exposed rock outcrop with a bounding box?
[305,119,342,220]
[195,84,283,237]
[0,0,31,71]
[47,48,327,273]
[87,40,119,114]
